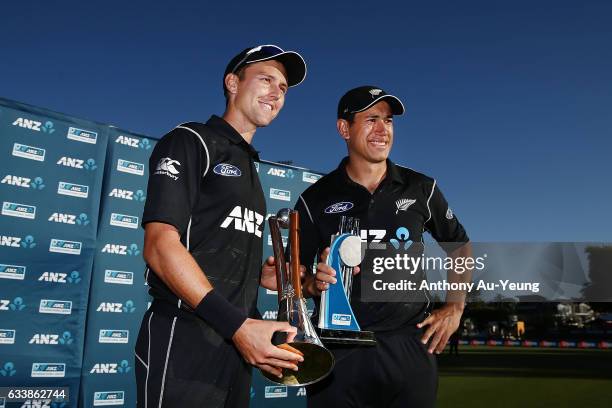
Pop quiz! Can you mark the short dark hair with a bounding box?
[223,66,247,106]
[339,112,356,124]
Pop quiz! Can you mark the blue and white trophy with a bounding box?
[318,216,376,345]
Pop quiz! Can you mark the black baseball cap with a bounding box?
[223,44,307,89]
[337,86,405,119]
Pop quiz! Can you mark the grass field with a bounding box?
[437,346,612,408]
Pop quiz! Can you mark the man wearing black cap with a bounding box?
[134,45,307,408]
[295,86,472,407]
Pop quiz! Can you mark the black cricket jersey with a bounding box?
[295,157,469,332]
[142,115,266,318]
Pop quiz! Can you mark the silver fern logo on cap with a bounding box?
[369,89,383,98]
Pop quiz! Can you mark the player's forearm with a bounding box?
[144,232,213,308]
[445,242,473,308]
[143,224,248,339]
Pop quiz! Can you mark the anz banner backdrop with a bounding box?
[0,97,109,408]
[79,129,155,408]
[0,97,324,408]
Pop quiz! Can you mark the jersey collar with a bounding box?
[386,159,406,185]
[206,115,260,160]
[337,156,406,187]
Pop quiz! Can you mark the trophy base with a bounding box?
[317,328,376,346]
[262,342,335,386]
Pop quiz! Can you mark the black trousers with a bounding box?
[135,300,252,408]
[307,328,437,408]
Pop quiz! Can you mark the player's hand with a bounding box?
[232,318,304,378]
[260,256,306,291]
[417,303,463,354]
[314,248,336,294]
[303,248,360,297]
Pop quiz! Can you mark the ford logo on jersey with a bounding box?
[213,163,242,177]
[324,202,354,214]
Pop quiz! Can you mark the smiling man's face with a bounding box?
[343,101,394,164]
[231,60,289,128]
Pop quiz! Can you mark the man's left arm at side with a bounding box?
[417,241,473,354]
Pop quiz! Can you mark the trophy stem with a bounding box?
[269,216,288,303]
[289,211,302,298]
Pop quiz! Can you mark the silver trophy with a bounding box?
[264,208,334,386]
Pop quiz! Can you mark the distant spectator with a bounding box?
[449,331,460,355]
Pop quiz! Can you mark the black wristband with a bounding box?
[195,289,247,340]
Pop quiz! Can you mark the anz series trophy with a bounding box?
[317,216,376,345]
[265,208,334,386]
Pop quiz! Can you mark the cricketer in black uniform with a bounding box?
[296,86,472,407]
[134,45,307,408]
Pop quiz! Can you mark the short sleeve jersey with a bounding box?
[142,115,266,317]
[295,157,469,331]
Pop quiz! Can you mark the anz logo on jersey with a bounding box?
[359,229,388,249]
[220,206,264,237]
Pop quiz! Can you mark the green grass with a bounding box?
[437,346,612,408]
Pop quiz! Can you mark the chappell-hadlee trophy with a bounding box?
[265,208,334,386]
[318,216,376,345]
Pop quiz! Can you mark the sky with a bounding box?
[1,0,611,241]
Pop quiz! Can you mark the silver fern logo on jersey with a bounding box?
[395,198,416,214]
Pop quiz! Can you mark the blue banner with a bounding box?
[79,128,155,408]
[0,97,109,408]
